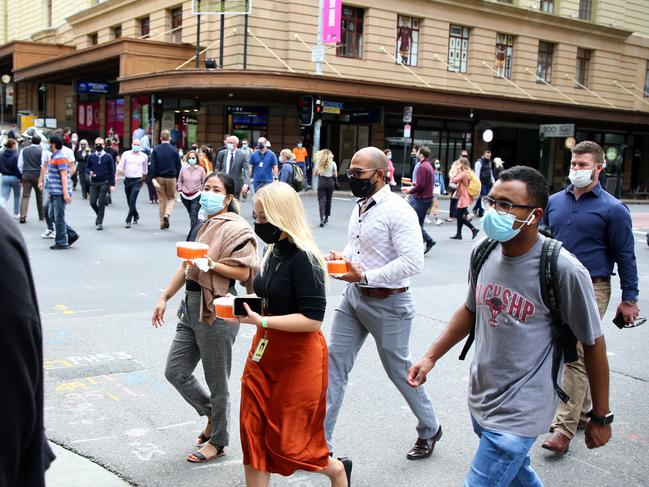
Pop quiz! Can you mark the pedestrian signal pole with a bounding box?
[311,0,325,190]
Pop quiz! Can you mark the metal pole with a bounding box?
[311,0,325,190]
[402,137,408,179]
[243,14,248,69]
[1,85,4,127]
[219,0,225,67]
[195,0,201,69]
[315,0,324,76]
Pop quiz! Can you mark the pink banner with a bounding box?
[322,0,342,44]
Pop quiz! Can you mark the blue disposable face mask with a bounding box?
[199,192,227,215]
[481,208,535,243]
[132,145,141,152]
[188,158,197,165]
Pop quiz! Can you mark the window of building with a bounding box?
[536,41,554,83]
[89,33,98,46]
[395,15,420,66]
[448,25,470,73]
[579,0,593,20]
[47,0,52,26]
[644,61,649,97]
[140,17,150,38]
[495,33,514,79]
[112,25,122,39]
[337,6,364,59]
[170,7,183,44]
[540,0,554,13]
[575,48,591,87]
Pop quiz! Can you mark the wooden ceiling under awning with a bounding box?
[11,38,199,85]
[117,69,649,129]
[0,41,75,79]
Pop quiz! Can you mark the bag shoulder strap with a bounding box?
[459,238,499,360]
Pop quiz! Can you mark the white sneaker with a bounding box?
[435,218,443,225]
[424,217,433,224]
[41,229,55,239]
[13,213,20,219]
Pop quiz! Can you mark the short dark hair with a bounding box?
[49,134,63,150]
[572,140,604,164]
[418,146,431,160]
[31,134,41,145]
[5,138,17,149]
[498,165,549,210]
[483,149,492,154]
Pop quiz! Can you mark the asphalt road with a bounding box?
[17,181,649,486]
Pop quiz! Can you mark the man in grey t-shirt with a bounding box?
[408,166,612,486]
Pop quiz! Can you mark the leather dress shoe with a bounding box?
[542,431,570,454]
[407,425,442,460]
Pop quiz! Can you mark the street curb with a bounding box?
[46,441,134,487]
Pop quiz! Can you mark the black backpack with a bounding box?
[290,163,305,192]
[459,237,578,403]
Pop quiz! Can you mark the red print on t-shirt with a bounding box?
[476,283,536,327]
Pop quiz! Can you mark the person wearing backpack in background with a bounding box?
[314,149,337,227]
[471,149,494,218]
[278,148,304,193]
[449,157,480,240]
[408,166,612,487]
[541,140,638,455]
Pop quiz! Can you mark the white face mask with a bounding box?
[569,168,595,189]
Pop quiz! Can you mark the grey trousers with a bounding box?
[325,284,440,451]
[165,290,240,446]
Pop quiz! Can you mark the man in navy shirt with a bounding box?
[541,140,639,455]
[85,137,115,231]
[249,137,278,192]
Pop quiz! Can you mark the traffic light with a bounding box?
[298,95,314,126]
[314,97,323,117]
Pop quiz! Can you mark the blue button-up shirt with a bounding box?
[542,183,638,301]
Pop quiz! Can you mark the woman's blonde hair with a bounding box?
[280,148,294,161]
[255,182,327,277]
[315,149,333,174]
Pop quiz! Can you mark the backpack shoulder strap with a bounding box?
[541,238,573,403]
[459,238,498,360]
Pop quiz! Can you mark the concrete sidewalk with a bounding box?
[46,443,132,487]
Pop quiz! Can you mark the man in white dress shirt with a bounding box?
[324,146,442,460]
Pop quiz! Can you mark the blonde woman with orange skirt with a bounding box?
[227,182,352,487]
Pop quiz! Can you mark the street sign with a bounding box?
[322,0,342,44]
[539,123,575,138]
[403,106,413,123]
[311,45,326,64]
[322,100,343,114]
[192,0,252,14]
[403,124,411,138]
[76,81,109,94]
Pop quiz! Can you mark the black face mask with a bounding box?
[348,172,378,199]
[95,145,103,152]
[254,222,283,244]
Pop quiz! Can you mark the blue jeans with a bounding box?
[464,417,543,487]
[409,197,434,244]
[1,174,21,215]
[50,195,78,246]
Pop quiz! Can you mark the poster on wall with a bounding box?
[78,101,100,131]
[131,95,150,132]
[105,98,125,139]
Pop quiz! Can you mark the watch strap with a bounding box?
[586,410,614,425]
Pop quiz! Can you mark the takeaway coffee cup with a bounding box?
[327,260,349,277]
[214,297,235,319]
[177,242,209,260]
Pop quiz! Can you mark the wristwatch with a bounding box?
[208,258,217,270]
[586,410,614,425]
[360,272,368,285]
[623,300,638,306]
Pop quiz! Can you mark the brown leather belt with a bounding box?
[591,276,610,284]
[358,286,409,299]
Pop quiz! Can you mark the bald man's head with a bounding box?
[351,146,389,171]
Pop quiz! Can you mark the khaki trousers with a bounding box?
[155,177,176,223]
[552,280,611,439]
[20,172,44,220]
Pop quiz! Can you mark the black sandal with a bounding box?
[338,457,352,486]
[187,445,225,463]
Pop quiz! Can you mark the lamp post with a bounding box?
[39,82,47,122]
[0,74,10,127]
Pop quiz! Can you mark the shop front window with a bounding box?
[396,15,420,66]
[337,6,364,59]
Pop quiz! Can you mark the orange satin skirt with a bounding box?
[240,327,330,476]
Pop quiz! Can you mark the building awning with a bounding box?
[0,41,75,78]
[12,38,199,85]
[117,69,649,128]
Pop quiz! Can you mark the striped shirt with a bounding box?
[47,149,72,196]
